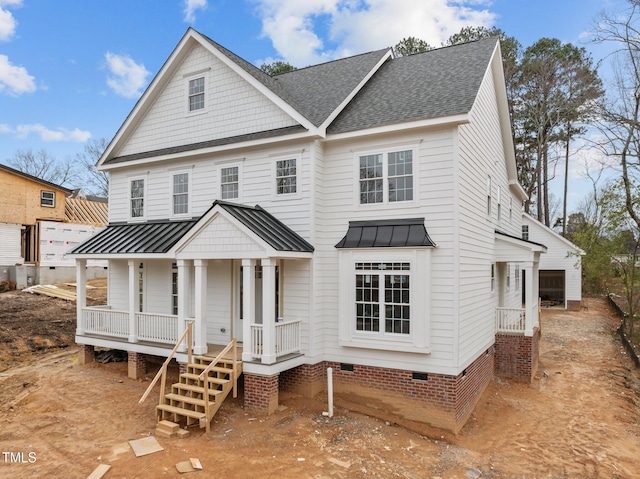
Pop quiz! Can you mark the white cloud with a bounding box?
[104,52,150,98]
[0,0,20,42]
[184,0,207,23]
[0,54,35,95]
[0,123,91,142]
[252,0,495,66]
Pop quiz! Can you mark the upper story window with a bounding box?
[497,187,502,222]
[172,173,189,215]
[221,166,239,200]
[40,190,55,207]
[359,149,413,204]
[490,263,496,292]
[130,179,145,219]
[188,76,205,112]
[276,159,297,195]
[522,224,529,241]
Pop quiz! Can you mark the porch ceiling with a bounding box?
[494,230,546,263]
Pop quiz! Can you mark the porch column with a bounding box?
[261,258,277,364]
[194,259,208,355]
[532,255,541,331]
[242,259,256,362]
[75,258,87,336]
[524,261,536,337]
[128,259,137,343]
[177,259,190,352]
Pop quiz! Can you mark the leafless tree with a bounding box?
[8,148,79,187]
[76,138,109,197]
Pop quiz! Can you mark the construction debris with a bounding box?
[128,436,164,457]
[94,350,127,363]
[155,420,192,439]
[176,458,203,474]
[86,463,111,479]
[24,285,77,301]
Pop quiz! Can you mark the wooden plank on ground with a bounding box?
[86,463,111,479]
[27,285,77,301]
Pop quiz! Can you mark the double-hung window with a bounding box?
[221,166,239,199]
[359,149,413,204]
[188,76,205,112]
[276,159,297,195]
[172,173,189,215]
[355,262,411,335]
[130,179,145,219]
[40,190,55,207]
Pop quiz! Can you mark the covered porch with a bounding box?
[71,201,314,366]
[493,230,546,337]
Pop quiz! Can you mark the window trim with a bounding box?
[273,156,300,198]
[338,249,430,353]
[490,263,496,293]
[129,176,147,221]
[355,146,417,207]
[219,163,242,201]
[184,70,209,116]
[486,175,492,217]
[40,190,55,208]
[522,224,529,241]
[170,170,191,218]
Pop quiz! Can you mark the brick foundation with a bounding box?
[78,344,95,365]
[278,350,494,434]
[128,351,147,380]
[567,300,581,311]
[280,363,325,398]
[244,373,279,414]
[494,328,540,382]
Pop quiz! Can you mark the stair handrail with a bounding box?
[139,320,194,404]
[198,338,238,432]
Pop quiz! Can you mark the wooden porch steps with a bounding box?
[155,354,242,429]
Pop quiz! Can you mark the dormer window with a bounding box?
[188,77,205,111]
[41,190,55,207]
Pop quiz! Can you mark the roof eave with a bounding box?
[326,113,470,142]
[100,129,321,171]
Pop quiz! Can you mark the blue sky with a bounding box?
[0,0,630,211]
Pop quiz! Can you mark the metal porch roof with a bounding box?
[69,219,198,255]
[335,218,435,249]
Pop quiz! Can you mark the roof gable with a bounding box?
[0,163,72,194]
[327,37,499,135]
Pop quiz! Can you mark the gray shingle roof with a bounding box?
[104,30,498,165]
[328,37,498,134]
[272,49,390,126]
[335,218,435,248]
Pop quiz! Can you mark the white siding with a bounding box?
[0,223,23,265]
[108,260,129,311]
[108,142,313,241]
[456,63,518,368]
[119,44,299,158]
[282,259,311,353]
[315,129,457,374]
[180,214,264,257]
[523,215,582,305]
[205,260,232,344]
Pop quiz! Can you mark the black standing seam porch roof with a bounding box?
[335,218,435,249]
[69,201,314,255]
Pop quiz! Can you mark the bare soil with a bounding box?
[1,290,639,478]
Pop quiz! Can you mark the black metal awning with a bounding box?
[335,218,435,248]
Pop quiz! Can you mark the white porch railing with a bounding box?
[81,306,181,344]
[495,307,526,334]
[83,306,129,338]
[136,312,179,344]
[250,319,301,360]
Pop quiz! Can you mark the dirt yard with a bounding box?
[1,289,640,478]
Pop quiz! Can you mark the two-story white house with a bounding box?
[70,28,545,433]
